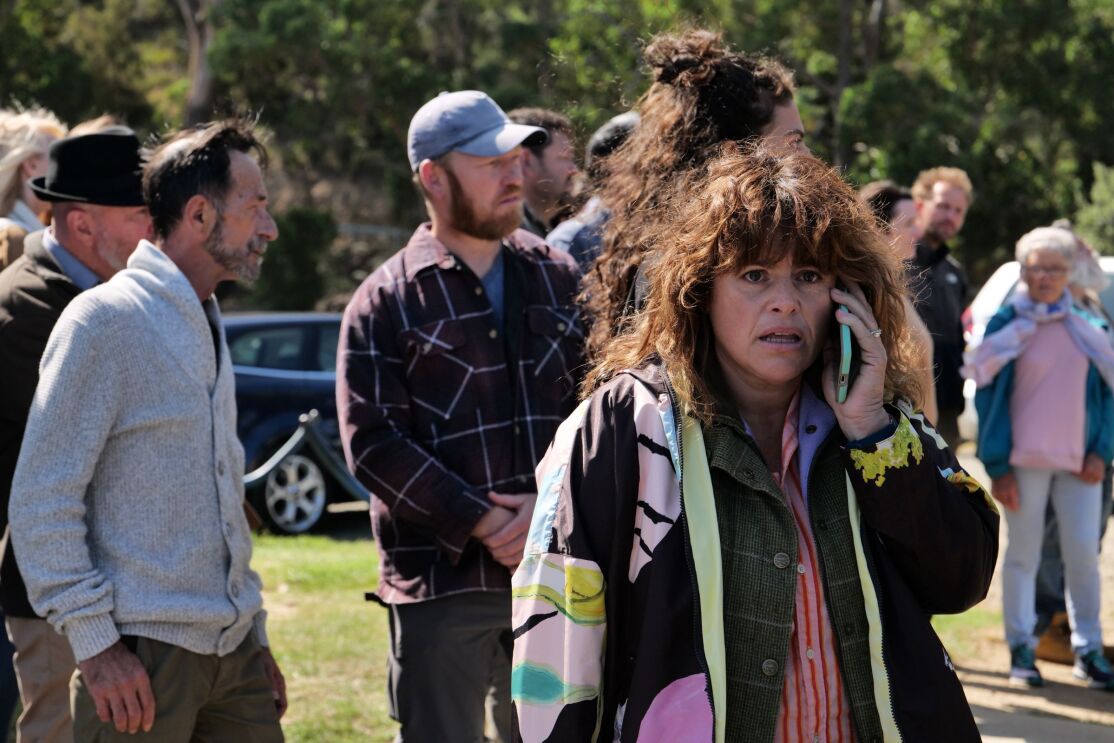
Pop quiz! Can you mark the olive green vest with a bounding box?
[703,414,886,743]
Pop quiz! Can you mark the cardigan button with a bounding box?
[761,659,778,676]
[773,552,791,569]
[217,461,226,477]
[805,424,817,434]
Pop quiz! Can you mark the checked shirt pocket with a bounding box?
[397,319,474,421]
[525,305,581,397]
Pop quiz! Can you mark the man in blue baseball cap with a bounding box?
[338,91,584,742]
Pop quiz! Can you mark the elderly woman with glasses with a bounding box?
[965,226,1114,690]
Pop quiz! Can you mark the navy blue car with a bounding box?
[225,312,357,534]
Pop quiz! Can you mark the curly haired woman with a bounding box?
[581,29,806,365]
[512,147,998,743]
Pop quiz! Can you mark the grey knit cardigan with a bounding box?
[10,240,268,662]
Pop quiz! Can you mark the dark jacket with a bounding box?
[511,364,999,742]
[337,225,584,604]
[0,231,81,617]
[910,242,968,412]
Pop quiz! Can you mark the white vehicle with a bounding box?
[957,257,1114,442]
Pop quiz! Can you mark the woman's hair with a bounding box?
[1014,226,1077,266]
[0,107,66,215]
[858,180,913,227]
[587,145,923,421]
[581,29,796,364]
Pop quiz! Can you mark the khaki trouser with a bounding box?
[71,633,282,743]
[7,616,75,743]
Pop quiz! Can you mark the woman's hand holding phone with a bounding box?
[821,282,892,441]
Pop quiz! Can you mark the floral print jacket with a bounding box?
[511,364,999,743]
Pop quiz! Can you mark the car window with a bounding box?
[316,323,340,372]
[229,326,308,370]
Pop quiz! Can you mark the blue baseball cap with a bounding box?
[407,90,548,171]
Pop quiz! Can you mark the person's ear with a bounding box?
[65,208,95,247]
[418,159,447,201]
[183,194,218,237]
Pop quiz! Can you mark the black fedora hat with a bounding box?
[29,126,145,206]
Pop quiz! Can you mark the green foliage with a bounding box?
[1075,163,1114,254]
[5,0,1114,297]
[242,207,338,311]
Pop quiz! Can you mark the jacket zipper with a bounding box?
[661,374,717,743]
[811,434,902,743]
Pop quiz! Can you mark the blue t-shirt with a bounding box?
[482,249,506,331]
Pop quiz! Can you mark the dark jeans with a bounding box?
[387,591,512,743]
[1034,465,1114,636]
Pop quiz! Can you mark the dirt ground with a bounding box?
[954,446,1114,731]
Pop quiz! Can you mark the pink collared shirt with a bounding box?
[771,391,856,743]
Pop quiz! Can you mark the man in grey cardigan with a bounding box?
[9,118,285,741]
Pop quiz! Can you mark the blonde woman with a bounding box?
[0,107,66,268]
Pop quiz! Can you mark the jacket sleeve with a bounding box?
[1082,362,1114,464]
[336,282,492,564]
[511,384,641,743]
[9,307,123,661]
[973,311,1015,479]
[846,407,1000,615]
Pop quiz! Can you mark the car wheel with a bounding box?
[258,453,328,535]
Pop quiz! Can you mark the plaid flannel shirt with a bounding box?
[338,224,584,604]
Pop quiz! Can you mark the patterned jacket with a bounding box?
[338,224,583,603]
[511,364,999,742]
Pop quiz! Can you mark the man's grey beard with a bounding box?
[204,215,264,283]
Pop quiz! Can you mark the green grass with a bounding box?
[932,605,1002,659]
[253,533,395,742]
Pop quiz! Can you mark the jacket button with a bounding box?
[805,424,817,434]
[422,341,433,353]
[489,329,498,339]
[773,552,791,569]
[217,461,226,477]
[761,659,778,676]
[556,322,567,332]
[474,286,483,296]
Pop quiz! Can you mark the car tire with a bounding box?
[253,452,329,535]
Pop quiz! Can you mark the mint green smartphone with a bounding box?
[836,304,854,403]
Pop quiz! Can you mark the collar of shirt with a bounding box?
[42,228,100,291]
[734,382,836,500]
[7,200,43,233]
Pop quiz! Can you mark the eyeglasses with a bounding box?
[1022,265,1068,277]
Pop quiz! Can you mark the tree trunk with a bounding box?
[175,0,220,126]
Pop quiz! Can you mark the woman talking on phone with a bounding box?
[510,147,999,743]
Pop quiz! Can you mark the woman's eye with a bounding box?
[742,270,765,283]
[797,270,821,283]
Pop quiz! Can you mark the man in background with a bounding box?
[910,166,973,447]
[0,127,151,743]
[507,107,579,237]
[546,111,638,269]
[338,90,583,742]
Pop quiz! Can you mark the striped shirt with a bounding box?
[773,391,855,743]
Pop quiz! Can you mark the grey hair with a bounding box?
[1015,226,1077,265]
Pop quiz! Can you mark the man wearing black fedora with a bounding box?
[0,126,151,743]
